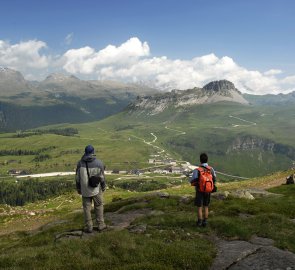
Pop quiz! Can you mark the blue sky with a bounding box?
[0,0,294,94]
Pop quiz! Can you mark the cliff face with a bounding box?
[128,80,249,115]
[203,80,239,93]
[227,136,295,159]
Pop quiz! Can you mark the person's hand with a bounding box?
[212,185,217,193]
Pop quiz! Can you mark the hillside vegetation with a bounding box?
[0,170,294,269]
[0,99,294,179]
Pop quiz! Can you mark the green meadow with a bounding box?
[0,170,294,269]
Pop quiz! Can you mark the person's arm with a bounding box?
[75,162,81,194]
[190,169,199,184]
[211,168,217,184]
[98,161,106,192]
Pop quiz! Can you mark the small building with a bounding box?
[170,166,183,174]
[8,169,29,176]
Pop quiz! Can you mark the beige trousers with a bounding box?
[82,191,105,231]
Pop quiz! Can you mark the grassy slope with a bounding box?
[0,121,152,175]
[0,101,294,178]
[0,170,294,269]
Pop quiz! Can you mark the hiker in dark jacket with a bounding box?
[190,153,216,227]
[75,145,106,233]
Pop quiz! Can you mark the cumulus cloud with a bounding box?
[59,37,294,95]
[0,37,294,95]
[264,69,283,76]
[62,37,150,74]
[0,40,50,72]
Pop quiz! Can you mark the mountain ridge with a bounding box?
[128,80,249,115]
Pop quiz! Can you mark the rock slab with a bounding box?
[210,238,295,270]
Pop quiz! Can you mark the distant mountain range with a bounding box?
[0,67,294,131]
[0,67,158,131]
[100,80,294,177]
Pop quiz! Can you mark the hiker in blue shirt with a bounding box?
[190,153,216,227]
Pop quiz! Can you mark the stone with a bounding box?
[210,238,295,270]
[211,191,230,200]
[55,230,83,242]
[41,220,69,230]
[238,213,254,219]
[244,188,282,198]
[229,246,295,270]
[210,240,260,270]
[230,190,255,200]
[249,236,274,246]
[156,192,170,198]
[128,224,147,234]
[149,210,164,216]
[179,195,193,204]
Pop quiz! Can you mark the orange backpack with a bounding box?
[197,166,214,193]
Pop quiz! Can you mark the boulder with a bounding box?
[179,195,193,204]
[286,174,294,185]
[211,239,295,270]
[249,236,274,246]
[211,191,230,200]
[244,188,282,198]
[128,224,147,234]
[230,190,255,200]
[156,192,170,198]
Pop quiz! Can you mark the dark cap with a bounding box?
[85,145,94,155]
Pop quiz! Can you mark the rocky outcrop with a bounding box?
[203,80,238,93]
[227,135,295,159]
[128,80,249,115]
[211,237,295,270]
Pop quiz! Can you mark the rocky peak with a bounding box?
[203,80,236,92]
[43,73,80,83]
[128,79,249,115]
[0,67,26,83]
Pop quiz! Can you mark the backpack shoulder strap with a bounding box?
[200,165,211,171]
[196,167,203,173]
[85,161,90,180]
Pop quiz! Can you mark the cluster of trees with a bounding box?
[35,128,79,136]
[0,146,56,156]
[13,128,79,138]
[109,179,167,192]
[0,179,74,206]
[32,154,51,162]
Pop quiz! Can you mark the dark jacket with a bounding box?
[75,154,105,197]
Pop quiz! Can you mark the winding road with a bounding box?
[15,119,256,180]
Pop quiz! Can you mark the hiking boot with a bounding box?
[83,228,93,234]
[202,219,207,227]
[98,224,107,232]
[196,219,203,227]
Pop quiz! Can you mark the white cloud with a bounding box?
[0,37,294,95]
[264,69,283,76]
[281,75,295,84]
[62,37,150,74]
[64,33,74,45]
[0,40,50,71]
[60,38,294,94]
